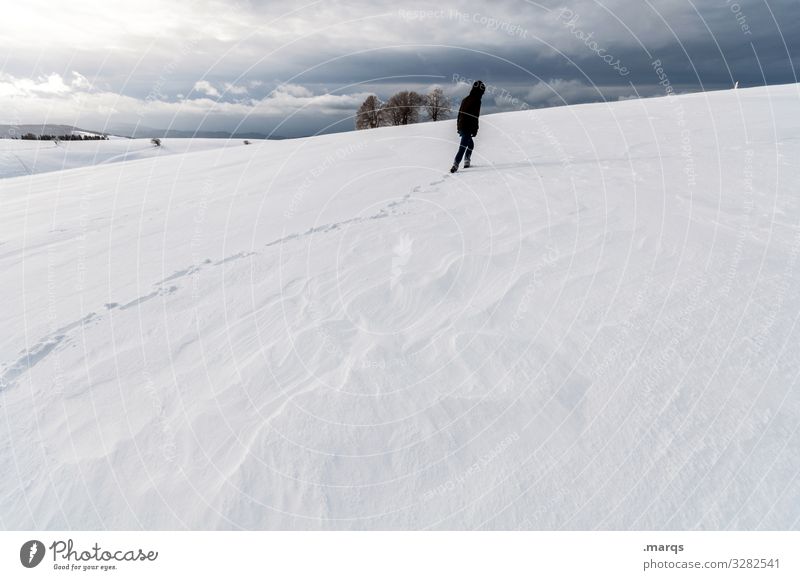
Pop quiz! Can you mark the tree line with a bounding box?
[14,133,109,141]
[356,88,451,130]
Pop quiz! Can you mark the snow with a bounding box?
[0,138,251,179]
[1,84,799,530]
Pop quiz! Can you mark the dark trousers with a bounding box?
[453,131,474,165]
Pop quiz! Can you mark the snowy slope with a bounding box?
[0,138,251,179]
[1,84,799,530]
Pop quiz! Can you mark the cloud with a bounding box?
[272,83,313,98]
[0,70,371,136]
[0,0,797,135]
[224,82,249,95]
[0,72,74,97]
[192,80,220,97]
[519,79,636,108]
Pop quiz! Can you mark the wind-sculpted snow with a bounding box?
[1,84,799,529]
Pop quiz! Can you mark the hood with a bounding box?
[470,80,486,98]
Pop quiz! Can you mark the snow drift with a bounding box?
[1,84,799,530]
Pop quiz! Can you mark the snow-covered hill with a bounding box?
[1,84,799,530]
[0,124,94,139]
[0,138,251,178]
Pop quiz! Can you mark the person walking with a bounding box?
[450,80,486,173]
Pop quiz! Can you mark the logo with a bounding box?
[20,540,46,568]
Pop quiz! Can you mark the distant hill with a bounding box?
[103,122,284,140]
[0,137,249,179]
[0,123,283,140]
[0,124,106,139]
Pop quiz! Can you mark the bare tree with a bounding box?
[384,91,424,126]
[424,88,451,122]
[355,95,384,130]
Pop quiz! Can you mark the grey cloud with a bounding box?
[0,0,797,136]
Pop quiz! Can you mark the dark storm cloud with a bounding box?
[312,0,798,92]
[0,0,796,136]
[239,0,799,114]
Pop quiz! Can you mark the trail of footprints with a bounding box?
[0,194,421,390]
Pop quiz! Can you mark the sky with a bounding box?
[0,0,797,137]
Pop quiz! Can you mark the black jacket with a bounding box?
[456,86,483,135]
